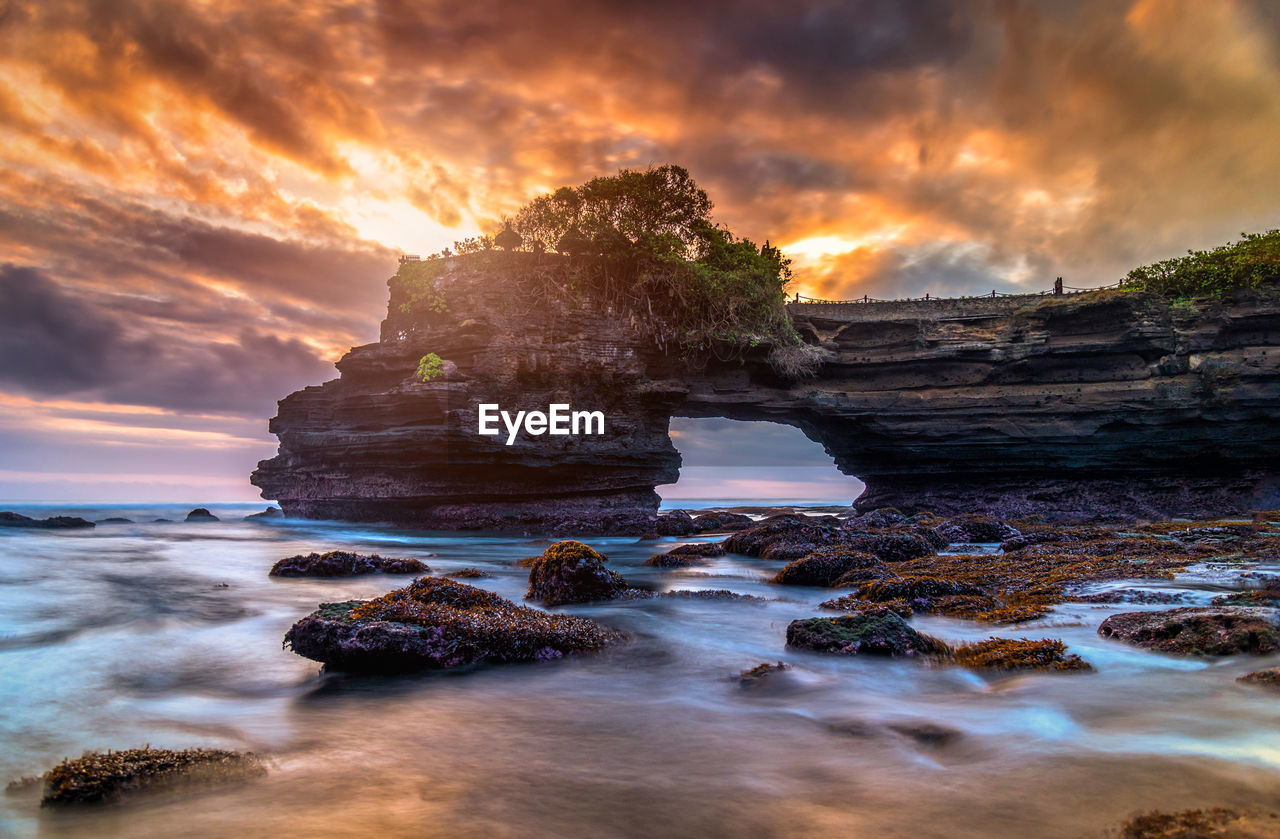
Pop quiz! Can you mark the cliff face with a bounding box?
[253,255,1280,529]
[252,257,683,532]
[682,291,1280,519]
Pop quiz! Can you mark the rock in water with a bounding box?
[950,637,1092,672]
[525,540,631,605]
[1239,667,1280,689]
[268,551,428,577]
[245,506,284,520]
[39,747,264,806]
[771,548,880,587]
[691,512,753,532]
[184,508,219,522]
[786,611,949,657]
[1097,607,1280,655]
[0,512,94,529]
[284,576,623,671]
[655,510,695,536]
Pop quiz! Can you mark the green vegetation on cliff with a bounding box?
[394,165,819,376]
[1125,229,1280,299]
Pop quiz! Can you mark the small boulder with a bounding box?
[39,747,264,806]
[655,510,695,536]
[937,515,1018,544]
[644,541,723,568]
[772,547,880,587]
[1212,589,1280,607]
[691,512,754,533]
[269,551,429,578]
[245,507,284,520]
[723,516,836,557]
[839,532,936,563]
[446,568,494,579]
[1098,607,1280,656]
[526,540,630,606]
[1239,667,1280,689]
[785,611,949,657]
[184,508,219,522]
[96,517,134,524]
[950,637,1091,672]
[285,576,623,671]
[738,661,790,689]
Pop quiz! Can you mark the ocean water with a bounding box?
[2,504,1279,838]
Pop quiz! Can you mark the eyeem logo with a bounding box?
[478,403,605,445]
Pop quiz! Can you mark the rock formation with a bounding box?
[253,254,1280,529]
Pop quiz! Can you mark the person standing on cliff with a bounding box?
[1053,277,1064,295]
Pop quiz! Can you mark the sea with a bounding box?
[2,502,1279,838]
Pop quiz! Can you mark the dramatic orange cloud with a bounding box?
[0,0,1278,498]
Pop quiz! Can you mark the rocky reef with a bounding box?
[253,254,1280,530]
[38,747,264,806]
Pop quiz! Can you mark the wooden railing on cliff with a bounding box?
[787,281,1130,320]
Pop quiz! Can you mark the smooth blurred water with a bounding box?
[2,504,1279,838]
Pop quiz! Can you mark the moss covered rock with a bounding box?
[285,576,622,672]
[937,515,1018,544]
[526,540,632,605]
[785,611,949,657]
[40,747,264,806]
[655,510,695,536]
[691,512,753,532]
[1098,607,1280,656]
[1239,666,1280,689]
[772,547,880,587]
[950,637,1091,672]
[269,550,428,577]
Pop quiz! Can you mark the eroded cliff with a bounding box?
[252,254,1280,529]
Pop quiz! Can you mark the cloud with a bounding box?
[0,264,334,416]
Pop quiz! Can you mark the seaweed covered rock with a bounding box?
[269,550,429,577]
[655,510,695,536]
[691,512,753,532]
[1098,607,1280,656]
[950,637,1091,672]
[786,611,948,657]
[526,540,631,605]
[1238,667,1280,689]
[446,568,494,579]
[1212,588,1280,607]
[937,515,1017,544]
[285,576,622,671]
[854,575,986,607]
[40,747,264,806]
[772,548,880,587]
[722,516,836,557]
[841,507,907,529]
[819,593,914,618]
[1119,808,1280,839]
[644,542,725,568]
[839,532,937,563]
[738,661,790,689]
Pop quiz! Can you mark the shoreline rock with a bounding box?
[0,512,94,529]
[38,747,264,806]
[268,550,429,578]
[1098,607,1280,655]
[284,576,623,671]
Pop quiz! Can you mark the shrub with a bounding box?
[1125,229,1280,299]
[394,259,448,314]
[416,353,445,382]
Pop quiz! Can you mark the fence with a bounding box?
[793,280,1127,305]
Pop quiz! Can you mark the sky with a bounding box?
[1,0,1278,503]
